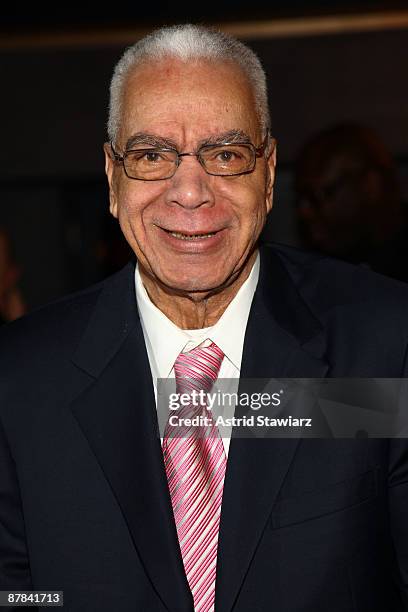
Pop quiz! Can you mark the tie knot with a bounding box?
[174,341,224,394]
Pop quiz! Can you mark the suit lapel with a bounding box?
[215,246,329,612]
[70,262,193,612]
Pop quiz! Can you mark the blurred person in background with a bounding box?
[0,226,26,324]
[294,123,408,282]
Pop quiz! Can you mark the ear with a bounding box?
[103,142,119,219]
[265,138,277,214]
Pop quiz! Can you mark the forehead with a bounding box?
[119,58,259,145]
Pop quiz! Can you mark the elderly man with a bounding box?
[1,24,408,612]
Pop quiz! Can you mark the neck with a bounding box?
[139,251,257,329]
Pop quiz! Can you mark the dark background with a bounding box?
[1,3,407,309]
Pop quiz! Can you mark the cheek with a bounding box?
[117,197,140,230]
[114,194,150,253]
[115,185,156,229]
[231,182,268,230]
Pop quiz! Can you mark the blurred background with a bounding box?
[1,2,408,320]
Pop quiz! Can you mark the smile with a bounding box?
[156,225,226,252]
[166,230,217,240]
[160,226,220,241]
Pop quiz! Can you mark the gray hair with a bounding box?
[107,24,270,143]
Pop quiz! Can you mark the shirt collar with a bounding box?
[208,254,259,369]
[135,253,259,377]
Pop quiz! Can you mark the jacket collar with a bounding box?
[72,258,139,379]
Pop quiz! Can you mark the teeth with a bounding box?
[169,231,216,240]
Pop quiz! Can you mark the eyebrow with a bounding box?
[124,129,252,151]
[198,130,252,147]
[125,133,179,150]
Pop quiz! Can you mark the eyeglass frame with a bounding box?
[108,131,272,181]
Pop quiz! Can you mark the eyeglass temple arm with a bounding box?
[110,141,124,162]
[255,130,272,157]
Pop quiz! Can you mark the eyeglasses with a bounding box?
[109,133,271,181]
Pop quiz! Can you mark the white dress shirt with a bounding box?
[135,253,260,457]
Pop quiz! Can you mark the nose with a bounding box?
[164,155,215,210]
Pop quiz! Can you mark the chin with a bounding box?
[159,269,230,295]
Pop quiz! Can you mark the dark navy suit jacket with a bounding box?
[1,243,408,611]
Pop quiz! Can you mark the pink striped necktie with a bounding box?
[162,341,226,612]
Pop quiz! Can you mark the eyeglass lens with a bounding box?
[123,144,256,179]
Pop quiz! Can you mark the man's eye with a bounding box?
[127,149,169,163]
[217,150,236,162]
[129,150,165,163]
[209,147,246,163]
[144,151,163,163]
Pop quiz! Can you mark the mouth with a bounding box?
[161,228,219,240]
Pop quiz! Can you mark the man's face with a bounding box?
[105,58,275,294]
